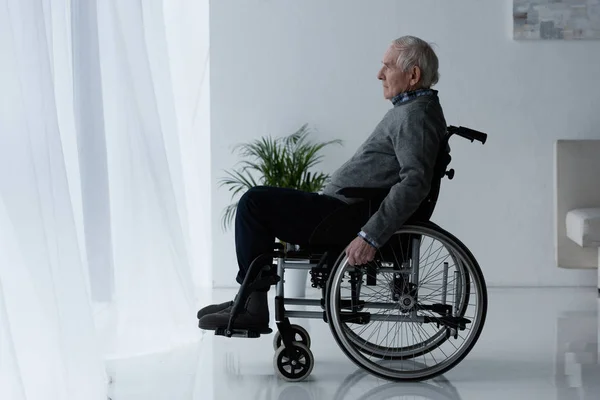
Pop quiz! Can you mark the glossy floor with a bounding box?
[107,288,600,400]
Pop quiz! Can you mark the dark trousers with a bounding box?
[234,186,347,285]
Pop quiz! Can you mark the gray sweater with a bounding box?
[322,92,447,246]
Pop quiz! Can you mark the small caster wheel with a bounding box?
[274,342,314,382]
[272,324,311,350]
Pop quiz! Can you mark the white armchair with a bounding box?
[554,140,600,292]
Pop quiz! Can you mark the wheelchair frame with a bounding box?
[214,125,488,382]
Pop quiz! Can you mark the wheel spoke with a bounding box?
[326,224,487,381]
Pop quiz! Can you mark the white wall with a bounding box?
[210,0,600,288]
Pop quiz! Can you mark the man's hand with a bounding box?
[346,236,377,266]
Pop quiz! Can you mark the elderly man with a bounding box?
[198,35,447,332]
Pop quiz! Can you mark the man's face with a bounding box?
[377,46,417,100]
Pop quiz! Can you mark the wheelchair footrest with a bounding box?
[214,327,273,338]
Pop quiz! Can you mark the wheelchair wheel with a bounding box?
[325,221,487,381]
[273,342,314,382]
[272,324,311,350]
[342,247,469,360]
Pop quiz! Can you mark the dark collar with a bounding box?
[391,89,437,106]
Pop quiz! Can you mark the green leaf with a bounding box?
[219,124,343,230]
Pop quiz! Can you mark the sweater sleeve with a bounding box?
[360,103,442,246]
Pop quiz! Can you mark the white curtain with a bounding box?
[0,0,210,398]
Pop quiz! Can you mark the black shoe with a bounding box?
[198,291,269,332]
[196,300,233,320]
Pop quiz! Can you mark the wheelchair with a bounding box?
[214,125,489,382]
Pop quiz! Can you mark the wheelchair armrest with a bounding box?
[337,187,390,200]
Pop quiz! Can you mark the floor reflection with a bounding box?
[105,289,600,400]
[554,299,600,400]
[248,363,462,400]
[329,366,462,400]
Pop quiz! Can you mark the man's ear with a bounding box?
[409,66,422,86]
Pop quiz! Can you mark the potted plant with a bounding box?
[219,124,342,297]
[219,123,342,231]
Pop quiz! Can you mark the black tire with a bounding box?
[325,221,488,381]
[273,342,314,382]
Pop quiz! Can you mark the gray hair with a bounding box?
[391,36,439,88]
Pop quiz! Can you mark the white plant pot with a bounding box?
[279,241,309,298]
[284,263,309,298]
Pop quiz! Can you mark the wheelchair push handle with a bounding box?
[447,126,487,144]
